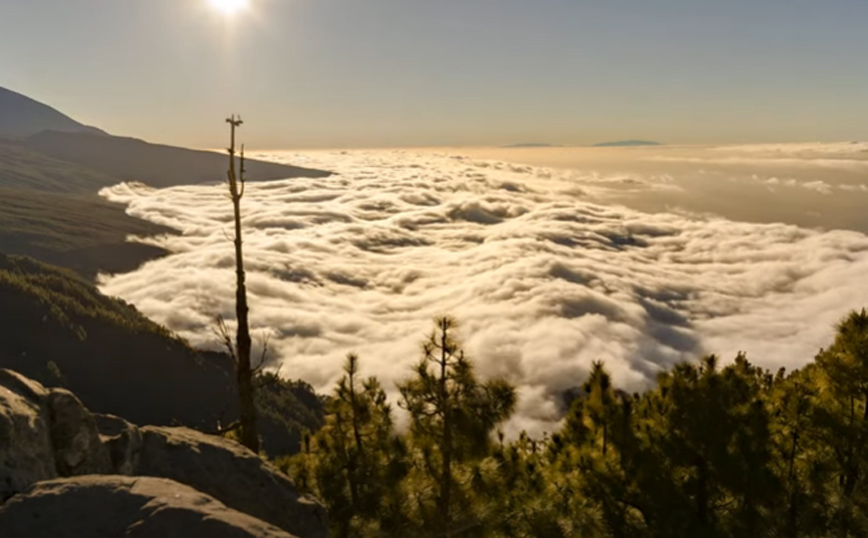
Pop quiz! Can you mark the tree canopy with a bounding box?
[284,311,868,538]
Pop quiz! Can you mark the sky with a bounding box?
[1,0,867,148]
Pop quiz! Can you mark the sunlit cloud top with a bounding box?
[98,144,868,436]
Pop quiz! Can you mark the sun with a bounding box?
[208,0,249,16]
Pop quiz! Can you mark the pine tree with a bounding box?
[568,361,644,538]
[291,353,408,537]
[568,355,779,538]
[490,431,599,538]
[278,308,868,538]
[583,361,617,456]
[813,310,868,537]
[399,317,516,536]
[768,367,826,538]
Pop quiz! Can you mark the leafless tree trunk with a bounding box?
[226,114,259,453]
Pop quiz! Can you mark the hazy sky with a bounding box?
[2,0,866,148]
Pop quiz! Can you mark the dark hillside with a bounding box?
[27,130,331,189]
[0,187,171,278]
[0,139,171,277]
[0,253,235,429]
[0,254,324,454]
[0,138,120,192]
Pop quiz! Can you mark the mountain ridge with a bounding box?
[0,86,331,278]
[593,139,662,147]
[0,86,105,139]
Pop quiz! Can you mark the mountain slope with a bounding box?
[0,141,174,277]
[0,254,324,455]
[0,187,171,278]
[0,138,120,192]
[27,130,331,188]
[0,88,331,278]
[0,86,105,139]
[0,253,234,428]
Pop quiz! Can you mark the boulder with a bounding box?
[0,370,56,501]
[136,426,328,538]
[94,413,142,475]
[0,475,298,538]
[0,369,110,501]
[47,390,111,476]
[1,370,328,538]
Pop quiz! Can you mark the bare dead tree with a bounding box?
[224,114,259,453]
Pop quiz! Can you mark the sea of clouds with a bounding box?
[99,144,868,436]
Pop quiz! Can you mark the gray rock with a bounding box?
[1,371,328,538]
[0,370,56,501]
[137,426,328,538]
[0,475,298,538]
[47,390,111,476]
[0,370,112,501]
[94,413,142,475]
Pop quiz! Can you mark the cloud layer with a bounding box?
[99,146,868,437]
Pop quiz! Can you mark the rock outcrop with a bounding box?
[94,413,143,476]
[0,475,298,538]
[136,426,328,538]
[0,370,57,501]
[47,389,112,476]
[0,370,328,538]
[91,415,328,538]
[0,369,109,502]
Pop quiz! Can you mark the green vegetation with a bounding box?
[0,252,232,428]
[0,254,323,456]
[256,372,326,457]
[284,313,868,538]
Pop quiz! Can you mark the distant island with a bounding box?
[593,140,662,147]
[502,141,664,148]
[501,143,562,148]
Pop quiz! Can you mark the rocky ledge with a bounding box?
[0,369,328,538]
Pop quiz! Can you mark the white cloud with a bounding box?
[648,155,868,171]
[99,148,868,438]
[712,141,868,156]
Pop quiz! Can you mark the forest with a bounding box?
[279,313,868,538]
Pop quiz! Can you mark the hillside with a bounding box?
[0,87,332,279]
[0,138,121,193]
[0,254,324,456]
[0,187,172,278]
[0,87,104,139]
[0,140,174,277]
[26,130,331,188]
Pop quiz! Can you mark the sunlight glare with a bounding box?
[208,0,250,16]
